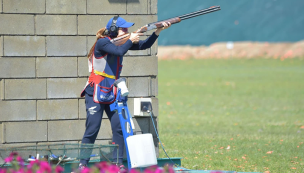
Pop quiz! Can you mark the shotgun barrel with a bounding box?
[179,6,221,20]
[150,6,220,24]
[111,6,221,46]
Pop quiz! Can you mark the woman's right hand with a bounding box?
[129,33,143,44]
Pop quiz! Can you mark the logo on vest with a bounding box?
[88,106,97,115]
[100,94,114,101]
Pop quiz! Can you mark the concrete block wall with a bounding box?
[0,0,159,160]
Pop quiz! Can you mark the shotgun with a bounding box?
[111,6,221,46]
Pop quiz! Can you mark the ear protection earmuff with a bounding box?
[109,16,119,37]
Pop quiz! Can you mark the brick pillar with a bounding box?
[0,0,159,161]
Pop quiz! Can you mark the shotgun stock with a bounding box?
[111,6,221,46]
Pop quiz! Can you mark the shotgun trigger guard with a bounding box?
[146,24,157,31]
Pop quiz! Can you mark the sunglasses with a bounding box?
[119,28,128,32]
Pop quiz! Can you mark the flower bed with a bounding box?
[0,152,176,173]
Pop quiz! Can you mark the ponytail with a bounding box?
[87,27,108,59]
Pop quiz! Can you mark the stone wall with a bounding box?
[0,0,159,160]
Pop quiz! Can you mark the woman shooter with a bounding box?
[79,16,170,170]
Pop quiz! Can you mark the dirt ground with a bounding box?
[158,40,304,60]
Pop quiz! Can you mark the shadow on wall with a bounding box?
[108,0,139,3]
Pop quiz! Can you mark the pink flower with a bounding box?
[144,169,154,173]
[25,169,33,173]
[107,165,120,173]
[80,167,90,173]
[39,161,52,173]
[0,168,7,173]
[96,161,109,170]
[16,156,24,167]
[4,156,13,163]
[144,165,158,173]
[55,166,64,173]
[9,152,18,157]
[16,168,24,173]
[130,169,140,173]
[16,156,23,162]
[27,160,39,169]
[155,168,164,173]
[167,166,175,173]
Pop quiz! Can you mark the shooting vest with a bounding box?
[80,37,123,104]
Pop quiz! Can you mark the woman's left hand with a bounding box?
[155,22,171,36]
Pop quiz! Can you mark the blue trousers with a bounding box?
[80,87,124,165]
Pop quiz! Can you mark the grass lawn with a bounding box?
[157,58,304,172]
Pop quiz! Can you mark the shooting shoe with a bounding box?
[118,164,126,173]
[71,163,87,173]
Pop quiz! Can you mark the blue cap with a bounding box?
[106,17,134,30]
